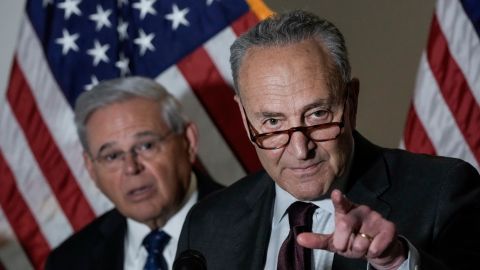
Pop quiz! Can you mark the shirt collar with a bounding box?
[272,142,355,226]
[125,172,198,255]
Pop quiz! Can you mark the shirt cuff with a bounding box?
[366,236,419,270]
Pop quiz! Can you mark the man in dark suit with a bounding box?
[45,77,222,270]
[177,10,480,270]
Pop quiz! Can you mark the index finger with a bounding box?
[331,189,355,214]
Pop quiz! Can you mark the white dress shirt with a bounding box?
[123,173,198,270]
[265,184,418,270]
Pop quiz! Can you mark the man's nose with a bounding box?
[123,152,143,175]
[287,131,315,160]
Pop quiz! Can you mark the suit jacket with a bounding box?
[177,132,480,269]
[45,171,223,270]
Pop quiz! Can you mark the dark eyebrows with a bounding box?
[96,142,117,157]
[95,131,161,157]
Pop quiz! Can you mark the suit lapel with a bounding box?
[91,210,127,270]
[240,172,276,270]
[333,132,392,269]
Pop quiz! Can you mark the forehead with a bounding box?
[238,40,334,112]
[85,98,167,148]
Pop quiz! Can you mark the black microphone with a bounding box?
[173,249,207,270]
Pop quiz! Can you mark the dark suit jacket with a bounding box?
[177,132,480,269]
[45,172,223,270]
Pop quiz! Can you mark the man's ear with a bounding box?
[234,95,251,139]
[348,78,360,129]
[184,122,199,163]
[83,151,98,185]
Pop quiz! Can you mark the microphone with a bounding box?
[173,249,207,270]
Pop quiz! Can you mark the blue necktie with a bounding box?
[143,230,171,270]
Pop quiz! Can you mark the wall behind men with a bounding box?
[0,0,436,148]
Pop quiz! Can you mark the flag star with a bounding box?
[87,40,110,66]
[115,53,130,76]
[165,4,190,30]
[85,75,99,91]
[43,0,53,7]
[134,29,155,56]
[89,5,112,31]
[58,0,82,19]
[117,19,129,40]
[206,0,217,6]
[55,29,80,55]
[133,0,157,20]
[118,0,128,7]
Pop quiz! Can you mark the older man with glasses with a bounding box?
[177,10,480,270]
[45,76,222,270]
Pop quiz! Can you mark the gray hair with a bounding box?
[74,76,189,152]
[230,10,351,99]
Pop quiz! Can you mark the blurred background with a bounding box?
[0,0,436,148]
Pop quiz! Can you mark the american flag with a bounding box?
[0,0,270,269]
[402,0,480,172]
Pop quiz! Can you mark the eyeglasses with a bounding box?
[243,105,345,150]
[93,131,174,171]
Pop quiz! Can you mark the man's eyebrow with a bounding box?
[97,142,117,156]
[134,131,159,139]
[303,100,332,111]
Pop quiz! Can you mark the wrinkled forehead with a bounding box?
[236,41,339,111]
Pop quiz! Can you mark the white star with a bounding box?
[133,0,157,20]
[85,75,99,91]
[87,40,110,66]
[43,0,53,7]
[118,0,128,7]
[58,0,82,19]
[89,5,112,31]
[134,29,155,56]
[165,4,190,30]
[55,29,80,55]
[117,19,129,40]
[115,53,130,76]
[206,0,216,6]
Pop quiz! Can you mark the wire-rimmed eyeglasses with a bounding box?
[92,131,173,171]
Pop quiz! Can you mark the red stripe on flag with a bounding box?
[231,10,260,36]
[177,48,262,173]
[403,104,437,155]
[0,151,50,270]
[427,16,480,163]
[6,59,95,231]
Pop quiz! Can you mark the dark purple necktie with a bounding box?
[277,201,319,270]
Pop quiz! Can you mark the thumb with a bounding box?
[297,232,332,250]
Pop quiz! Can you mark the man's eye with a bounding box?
[136,141,156,152]
[312,110,329,118]
[101,152,122,162]
[265,118,279,126]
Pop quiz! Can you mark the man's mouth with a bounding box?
[126,184,155,202]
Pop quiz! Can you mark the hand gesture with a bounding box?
[297,190,407,270]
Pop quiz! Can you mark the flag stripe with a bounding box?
[156,65,246,185]
[403,104,437,155]
[413,53,478,168]
[436,0,480,105]
[0,152,50,270]
[177,48,262,173]
[0,207,34,270]
[16,17,112,216]
[0,93,73,248]
[231,11,260,37]
[427,16,480,165]
[6,60,96,232]
[204,27,237,87]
